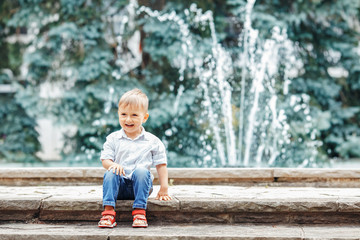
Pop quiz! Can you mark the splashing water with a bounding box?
[113,1,321,167]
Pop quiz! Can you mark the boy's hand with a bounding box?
[155,164,172,201]
[108,163,125,176]
[155,187,172,201]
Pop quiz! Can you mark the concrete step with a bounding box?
[1,223,360,239]
[1,167,360,187]
[1,185,360,225]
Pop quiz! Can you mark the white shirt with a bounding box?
[100,127,167,180]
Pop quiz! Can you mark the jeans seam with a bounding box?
[133,203,146,209]
[103,171,120,209]
[103,201,116,208]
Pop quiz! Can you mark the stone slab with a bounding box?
[0,168,105,186]
[2,185,360,224]
[274,168,360,179]
[178,198,338,213]
[0,223,108,240]
[0,168,274,179]
[40,197,180,221]
[2,167,360,187]
[0,198,43,221]
[302,224,360,239]
[0,168,96,178]
[1,223,360,240]
[168,168,271,178]
[108,223,304,240]
[0,186,52,221]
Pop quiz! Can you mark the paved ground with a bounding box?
[2,184,360,201]
[2,167,360,187]
[2,168,360,238]
[1,223,360,239]
[1,185,360,238]
[1,184,360,224]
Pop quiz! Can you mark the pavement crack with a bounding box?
[36,195,53,220]
[42,195,53,201]
[336,195,340,212]
[26,195,53,223]
[299,226,305,239]
[106,229,114,240]
[174,196,181,210]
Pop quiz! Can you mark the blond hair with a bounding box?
[118,88,149,112]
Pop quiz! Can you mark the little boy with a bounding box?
[98,88,172,228]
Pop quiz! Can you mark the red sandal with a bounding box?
[132,209,148,228]
[98,210,117,228]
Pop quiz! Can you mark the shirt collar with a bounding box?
[117,127,148,141]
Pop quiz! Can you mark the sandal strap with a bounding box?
[102,210,116,217]
[133,215,147,222]
[132,209,146,216]
[100,215,114,221]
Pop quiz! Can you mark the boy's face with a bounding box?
[118,105,149,139]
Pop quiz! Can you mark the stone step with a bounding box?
[1,223,360,239]
[1,167,360,187]
[1,185,360,225]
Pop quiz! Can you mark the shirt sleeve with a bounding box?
[152,140,167,166]
[100,135,115,162]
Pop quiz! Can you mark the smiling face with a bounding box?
[118,104,149,139]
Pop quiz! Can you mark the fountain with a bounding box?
[110,0,323,167]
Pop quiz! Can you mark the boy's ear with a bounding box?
[143,113,149,123]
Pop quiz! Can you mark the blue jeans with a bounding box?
[102,167,153,210]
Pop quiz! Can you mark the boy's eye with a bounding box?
[133,114,138,117]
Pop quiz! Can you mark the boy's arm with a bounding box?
[101,136,124,175]
[155,164,172,201]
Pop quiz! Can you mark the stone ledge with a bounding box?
[1,223,360,240]
[1,185,360,224]
[274,168,360,178]
[0,197,43,221]
[1,167,360,187]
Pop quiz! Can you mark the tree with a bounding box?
[3,0,360,167]
[0,0,41,164]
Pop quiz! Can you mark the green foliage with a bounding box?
[0,0,41,164]
[281,0,360,160]
[336,136,360,159]
[2,0,360,167]
[0,73,41,164]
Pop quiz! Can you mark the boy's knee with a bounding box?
[103,170,120,181]
[132,167,150,180]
